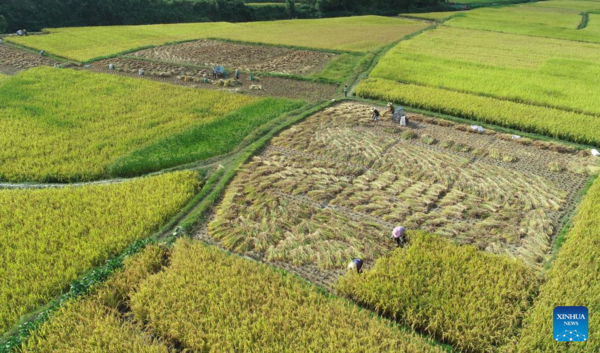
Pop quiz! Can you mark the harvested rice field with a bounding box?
[89,57,338,101]
[128,39,338,76]
[0,44,59,75]
[207,102,596,286]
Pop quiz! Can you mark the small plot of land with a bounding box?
[0,44,59,74]
[6,16,428,61]
[208,103,594,287]
[129,39,337,76]
[90,57,338,101]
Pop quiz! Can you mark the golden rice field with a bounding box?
[370,26,600,116]
[516,176,600,351]
[3,4,600,351]
[21,245,172,352]
[356,78,600,145]
[338,232,538,352]
[361,26,600,145]
[0,171,200,333]
[129,239,443,352]
[0,67,258,182]
[7,16,428,61]
[21,239,443,351]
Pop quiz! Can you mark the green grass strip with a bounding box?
[108,98,304,178]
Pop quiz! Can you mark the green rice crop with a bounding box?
[516,177,600,351]
[447,5,600,43]
[369,26,600,117]
[108,98,304,177]
[0,67,259,182]
[532,0,600,12]
[356,78,600,145]
[0,171,200,333]
[129,239,444,352]
[338,232,538,352]
[7,16,428,61]
[531,0,600,12]
[310,53,363,82]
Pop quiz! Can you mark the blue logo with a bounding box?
[554,306,588,342]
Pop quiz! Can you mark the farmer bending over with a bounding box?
[347,258,364,274]
[391,226,406,248]
[371,108,380,122]
[383,102,395,118]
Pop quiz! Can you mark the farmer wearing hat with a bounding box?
[371,108,380,122]
[383,102,396,119]
[347,258,364,273]
[391,226,406,248]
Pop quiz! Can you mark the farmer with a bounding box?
[212,67,218,80]
[391,226,406,248]
[371,108,380,122]
[235,68,240,80]
[383,102,395,118]
[23,29,29,36]
[347,258,364,274]
[343,84,349,97]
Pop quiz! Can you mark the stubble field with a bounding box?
[209,102,594,275]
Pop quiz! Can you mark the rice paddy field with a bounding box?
[0,67,303,182]
[0,171,200,334]
[446,5,600,43]
[21,240,443,352]
[359,26,600,145]
[6,16,428,62]
[3,3,600,352]
[338,232,538,352]
[209,103,595,272]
